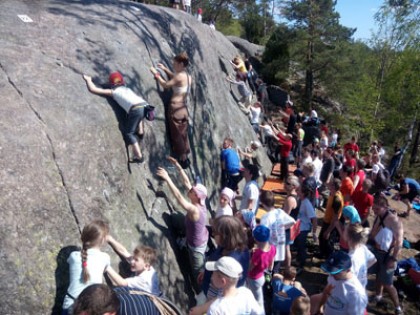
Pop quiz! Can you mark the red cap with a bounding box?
[109,71,124,86]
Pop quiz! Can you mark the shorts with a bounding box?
[400,188,420,203]
[369,249,394,286]
[171,0,181,3]
[285,229,294,245]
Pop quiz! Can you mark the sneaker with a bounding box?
[395,307,403,315]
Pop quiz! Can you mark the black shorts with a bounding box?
[400,188,420,202]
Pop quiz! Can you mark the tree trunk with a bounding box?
[410,120,420,165]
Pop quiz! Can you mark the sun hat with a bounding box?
[253,225,270,242]
[321,251,352,275]
[250,140,262,149]
[240,209,256,229]
[192,183,207,205]
[205,256,243,278]
[108,71,124,86]
[342,206,361,224]
[220,187,235,206]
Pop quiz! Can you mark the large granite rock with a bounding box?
[0,1,271,314]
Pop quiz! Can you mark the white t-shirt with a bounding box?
[261,125,274,137]
[250,106,261,124]
[208,286,264,315]
[63,249,110,309]
[302,156,313,166]
[313,158,323,183]
[126,266,161,295]
[261,209,296,261]
[324,274,367,315]
[349,245,376,288]
[112,86,146,113]
[184,0,191,5]
[215,205,233,218]
[371,162,385,174]
[240,181,260,214]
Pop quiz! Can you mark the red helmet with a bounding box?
[108,71,124,86]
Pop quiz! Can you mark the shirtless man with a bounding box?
[368,193,403,315]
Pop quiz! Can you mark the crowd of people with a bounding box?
[71,48,420,315]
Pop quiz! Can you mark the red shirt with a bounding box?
[278,134,292,158]
[344,142,359,153]
[352,190,373,219]
[354,170,366,192]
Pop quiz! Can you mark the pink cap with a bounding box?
[221,187,235,206]
[192,184,207,205]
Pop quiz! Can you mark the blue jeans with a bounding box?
[124,106,145,145]
[247,276,266,313]
[295,230,309,268]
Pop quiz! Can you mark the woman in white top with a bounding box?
[151,52,192,168]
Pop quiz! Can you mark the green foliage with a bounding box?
[261,24,294,85]
[218,19,243,37]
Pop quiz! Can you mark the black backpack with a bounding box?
[375,168,391,190]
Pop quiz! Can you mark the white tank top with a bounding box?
[112,86,145,113]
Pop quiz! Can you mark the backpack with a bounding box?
[375,168,391,190]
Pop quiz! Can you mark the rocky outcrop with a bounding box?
[0,1,271,314]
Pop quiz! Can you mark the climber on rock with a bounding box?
[82,72,150,163]
[150,52,192,169]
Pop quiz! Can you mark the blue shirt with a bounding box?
[220,148,241,174]
[404,178,420,191]
[272,279,303,314]
[298,198,316,231]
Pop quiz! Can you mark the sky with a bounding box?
[335,0,384,41]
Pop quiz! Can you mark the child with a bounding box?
[345,223,376,288]
[271,267,306,315]
[290,296,310,315]
[105,235,160,295]
[247,225,276,311]
[62,220,110,314]
[206,256,264,315]
[215,187,235,218]
[83,72,150,163]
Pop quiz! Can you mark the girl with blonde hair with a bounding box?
[62,220,110,314]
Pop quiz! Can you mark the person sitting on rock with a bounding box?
[105,235,161,296]
[395,174,420,218]
[83,72,149,163]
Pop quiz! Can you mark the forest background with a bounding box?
[143,0,419,178]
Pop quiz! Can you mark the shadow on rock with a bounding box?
[51,245,79,315]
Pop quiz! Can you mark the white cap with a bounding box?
[205,256,243,278]
[250,140,262,148]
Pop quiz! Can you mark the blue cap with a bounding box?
[321,251,352,275]
[253,225,270,242]
[342,206,361,224]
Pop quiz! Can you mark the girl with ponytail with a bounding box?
[345,223,376,288]
[62,220,110,314]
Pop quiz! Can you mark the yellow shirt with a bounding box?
[323,191,344,224]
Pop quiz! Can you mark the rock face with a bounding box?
[0,1,271,314]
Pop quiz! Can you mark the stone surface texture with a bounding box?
[0,1,271,314]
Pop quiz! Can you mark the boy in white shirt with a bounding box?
[310,251,367,315]
[105,235,160,295]
[206,256,264,315]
